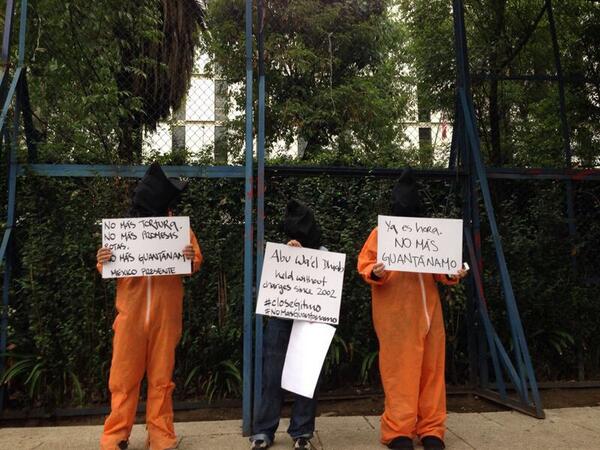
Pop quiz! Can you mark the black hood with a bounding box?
[281,199,322,249]
[129,162,188,217]
[391,168,422,217]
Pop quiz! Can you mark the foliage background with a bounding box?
[1,0,599,409]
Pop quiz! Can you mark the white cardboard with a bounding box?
[377,215,463,274]
[101,216,191,278]
[281,320,336,399]
[255,243,346,325]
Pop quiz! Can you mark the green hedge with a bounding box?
[3,172,599,409]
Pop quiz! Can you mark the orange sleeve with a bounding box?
[190,230,203,273]
[434,273,459,286]
[357,227,390,286]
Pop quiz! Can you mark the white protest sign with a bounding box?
[377,215,463,274]
[255,242,346,325]
[102,216,191,279]
[281,320,336,399]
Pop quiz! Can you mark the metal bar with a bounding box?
[448,97,459,170]
[242,0,254,436]
[265,166,465,178]
[458,109,478,387]
[0,66,22,131]
[546,0,572,168]
[474,388,545,419]
[17,0,27,66]
[1,0,15,65]
[0,228,11,264]
[261,166,600,181]
[459,88,544,418]
[492,331,525,398]
[14,164,600,181]
[452,0,471,93]
[485,168,600,181]
[546,0,578,277]
[18,164,245,178]
[465,231,508,399]
[0,245,10,409]
[453,72,479,388]
[0,70,6,94]
[472,74,589,83]
[460,89,530,402]
[253,0,266,423]
[0,89,20,409]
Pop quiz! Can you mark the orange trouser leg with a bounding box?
[376,317,426,443]
[101,314,147,450]
[416,303,447,440]
[145,304,181,449]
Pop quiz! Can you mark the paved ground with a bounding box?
[2,406,600,449]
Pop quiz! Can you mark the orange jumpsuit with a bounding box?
[98,232,202,450]
[357,227,457,444]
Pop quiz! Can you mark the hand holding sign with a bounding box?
[97,247,113,264]
[372,262,386,278]
[182,244,196,260]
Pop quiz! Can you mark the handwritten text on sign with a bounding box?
[102,216,191,279]
[256,243,346,325]
[377,215,463,274]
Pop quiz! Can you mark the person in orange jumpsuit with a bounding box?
[96,163,203,450]
[357,169,467,450]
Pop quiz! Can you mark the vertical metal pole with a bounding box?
[242,0,255,437]
[452,0,480,389]
[0,0,24,410]
[0,0,16,108]
[253,0,266,423]
[1,0,15,65]
[461,136,480,387]
[546,0,577,271]
[0,84,21,409]
[17,0,27,66]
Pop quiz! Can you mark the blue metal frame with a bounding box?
[453,0,544,418]
[545,0,578,274]
[0,0,27,409]
[4,0,596,426]
[17,163,244,178]
[253,0,266,427]
[242,0,255,436]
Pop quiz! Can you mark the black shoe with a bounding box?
[387,436,414,449]
[293,437,313,449]
[250,439,270,449]
[421,436,445,450]
[118,441,129,450]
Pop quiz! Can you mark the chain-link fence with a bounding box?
[23,0,453,166]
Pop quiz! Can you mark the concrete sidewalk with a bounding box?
[2,407,600,449]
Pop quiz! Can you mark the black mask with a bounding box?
[281,199,322,249]
[129,162,187,217]
[391,168,422,217]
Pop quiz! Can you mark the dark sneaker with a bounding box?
[293,437,314,449]
[250,439,270,449]
[387,436,414,449]
[421,436,445,450]
[118,441,129,450]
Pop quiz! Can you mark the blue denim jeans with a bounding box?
[251,318,318,445]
